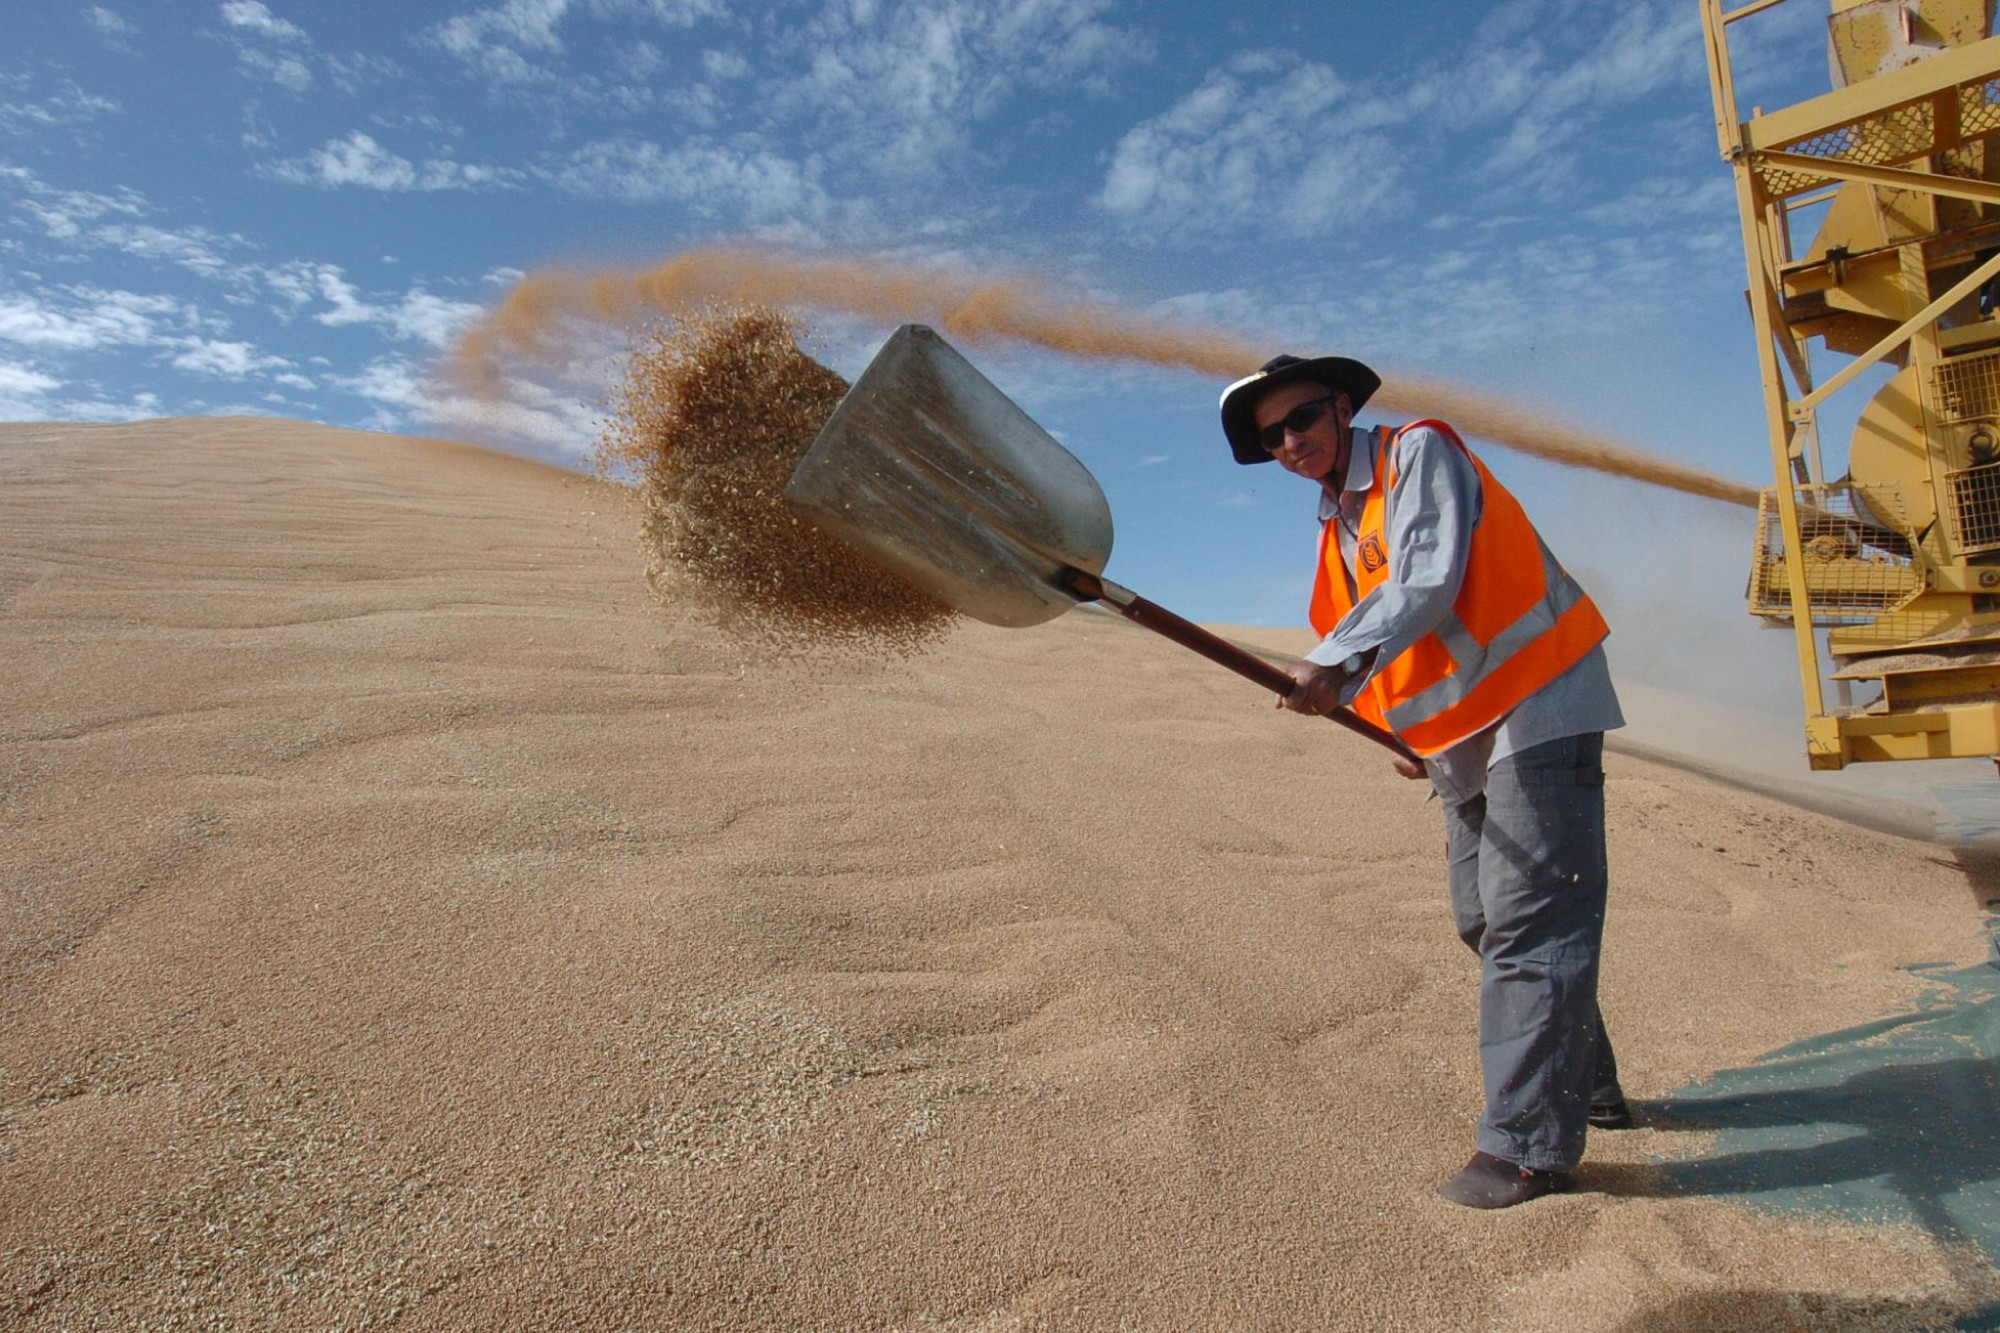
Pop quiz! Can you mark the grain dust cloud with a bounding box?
[596,303,955,655]
[455,244,1759,510]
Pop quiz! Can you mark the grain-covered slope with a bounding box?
[3,418,1993,1330]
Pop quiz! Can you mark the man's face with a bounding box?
[1253,380,1350,484]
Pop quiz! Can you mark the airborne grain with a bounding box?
[596,304,954,656]
[456,246,1759,510]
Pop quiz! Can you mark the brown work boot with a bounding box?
[1437,1151,1569,1209]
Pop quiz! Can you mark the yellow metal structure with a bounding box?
[1702,0,2000,768]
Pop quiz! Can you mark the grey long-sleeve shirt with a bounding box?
[1303,423,1623,804]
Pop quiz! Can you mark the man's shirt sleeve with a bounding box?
[1305,424,1483,704]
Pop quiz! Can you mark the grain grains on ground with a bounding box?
[2,418,1994,1329]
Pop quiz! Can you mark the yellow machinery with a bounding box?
[1702,0,2000,767]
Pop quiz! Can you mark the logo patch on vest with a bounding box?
[1358,534,1387,573]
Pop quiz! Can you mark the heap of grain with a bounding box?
[596,305,955,654]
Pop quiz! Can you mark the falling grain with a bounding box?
[596,304,955,656]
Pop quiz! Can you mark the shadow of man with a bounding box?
[1655,1054,1998,1241]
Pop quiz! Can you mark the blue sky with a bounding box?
[6,0,1862,696]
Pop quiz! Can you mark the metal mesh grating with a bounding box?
[1750,484,1924,627]
[1936,145,1987,179]
[1756,99,1937,197]
[1962,78,2000,137]
[1930,348,2000,423]
[1948,462,2000,553]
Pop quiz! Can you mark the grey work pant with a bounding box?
[1442,731,1621,1173]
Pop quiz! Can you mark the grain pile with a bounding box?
[595,304,954,655]
[4,418,1997,1329]
[453,245,1759,509]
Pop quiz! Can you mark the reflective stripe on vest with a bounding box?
[1308,419,1608,758]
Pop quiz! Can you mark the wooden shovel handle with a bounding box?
[1063,571,1422,766]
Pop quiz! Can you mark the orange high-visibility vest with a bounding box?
[1309,419,1608,758]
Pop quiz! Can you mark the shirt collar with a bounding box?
[1317,424,1377,522]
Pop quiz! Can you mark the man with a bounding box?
[1219,353,1629,1209]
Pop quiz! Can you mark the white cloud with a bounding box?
[85,7,136,36]
[0,287,195,352]
[702,49,748,79]
[0,362,60,396]
[332,357,425,408]
[218,2,317,91]
[170,338,293,378]
[331,355,600,457]
[309,268,485,348]
[619,41,666,79]
[263,132,518,192]
[325,52,404,94]
[0,360,62,417]
[51,392,164,423]
[1096,52,1405,242]
[430,0,722,87]
[84,7,138,50]
[368,109,465,140]
[238,48,315,91]
[611,0,717,22]
[257,261,318,309]
[0,362,165,424]
[188,400,287,418]
[430,0,574,84]
[240,102,279,150]
[775,0,1148,178]
[1584,175,1735,227]
[312,268,375,325]
[1179,196,1742,364]
[4,170,298,301]
[386,291,486,348]
[95,223,242,281]
[548,137,833,223]
[1095,3,1713,243]
[0,80,122,135]
[219,1,306,41]
[3,166,147,240]
[443,0,570,52]
[1480,4,1703,185]
[6,170,497,365]
[0,382,162,423]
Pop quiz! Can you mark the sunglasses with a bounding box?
[1260,395,1339,454]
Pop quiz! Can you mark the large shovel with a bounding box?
[782,324,1420,766]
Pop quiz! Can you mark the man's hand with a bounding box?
[1390,753,1426,780]
[1276,660,1350,717]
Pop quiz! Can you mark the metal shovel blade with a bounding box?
[782,324,1113,628]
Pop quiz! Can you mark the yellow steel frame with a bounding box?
[1700,0,2000,768]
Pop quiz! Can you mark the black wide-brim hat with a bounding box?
[1219,353,1382,465]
